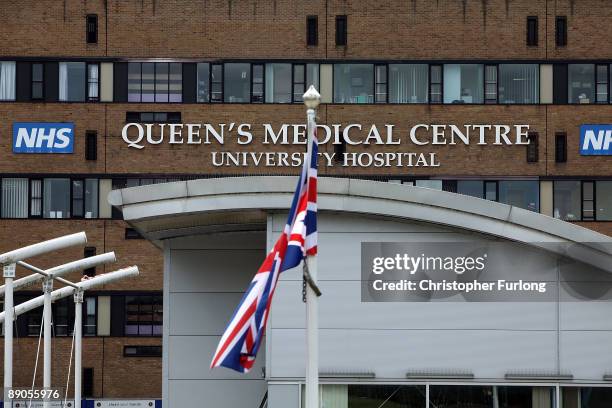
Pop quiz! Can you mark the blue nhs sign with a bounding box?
[12,122,74,153]
[580,124,612,155]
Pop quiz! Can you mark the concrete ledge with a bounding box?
[109,176,612,271]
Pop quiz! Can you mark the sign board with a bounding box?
[12,122,74,154]
[580,124,612,155]
[13,401,73,408]
[93,400,155,408]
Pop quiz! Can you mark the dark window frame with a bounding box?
[86,62,100,102]
[306,15,318,46]
[292,63,306,103]
[124,294,163,337]
[31,63,44,100]
[582,180,596,221]
[374,64,388,104]
[596,64,609,104]
[123,345,162,357]
[484,64,498,104]
[251,63,264,103]
[127,61,182,103]
[83,246,96,277]
[85,130,97,161]
[527,16,538,46]
[555,16,567,47]
[210,63,223,103]
[429,64,443,104]
[335,15,347,46]
[527,132,539,163]
[86,14,98,44]
[555,132,567,163]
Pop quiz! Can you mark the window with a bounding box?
[125,295,163,336]
[527,16,538,46]
[596,64,608,103]
[485,181,498,201]
[83,246,96,277]
[583,181,595,220]
[293,63,320,102]
[83,368,94,397]
[443,64,483,104]
[306,16,318,46]
[527,132,538,163]
[555,132,567,163]
[431,386,553,408]
[415,180,443,190]
[54,298,73,336]
[499,180,539,211]
[388,64,428,103]
[596,181,612,221]
[59,62,86,102]
[457,180,484,198]
[554,181,581,220]
[293,64,305,103]
[224,63,250,103]
[484,65,497,104]
[125,112,181,123]
[43,178,70,218]
[127,62,182,102]
[0,61,15,100]
[333,64,373,103]
[86,131,97,161]
[498,64,539,104]
[124,346,162,357]
[1,178,28,218]
[374,65,387,103]
[87,63,99,101]
[30,179,42,217]
[196,63,209,102]
[252,64,264,103]
[211,63,223,102]
[265,63,291,103]
[429,64,442,103]
[32,63,44,100]
[563,387,612,406]
[335,15,347,46]
[555,16,567,47]
[86,14,98,44]
[84,297,96,336]
[71,179,98,219]
[568,64,594,103]
[85,179,99,219]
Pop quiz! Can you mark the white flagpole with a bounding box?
[303,85,320,408]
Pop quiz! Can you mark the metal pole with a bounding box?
[304,255,319,408]
[304,96,320,408]
[74,290,83,408]
[43,278,53,395]
[3,263,15,408]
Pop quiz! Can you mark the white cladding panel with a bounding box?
[163,213,612,408]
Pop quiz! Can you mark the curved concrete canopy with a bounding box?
[109,176,612,273]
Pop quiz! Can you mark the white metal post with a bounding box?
[43,278,53,394]
[3,263,15,408]
[74,290,83,408]
[304,255,319,408]
[303,86,320,408]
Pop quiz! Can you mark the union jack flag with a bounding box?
[210,120,318,373]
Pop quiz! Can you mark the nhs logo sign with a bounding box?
[12,122,74,154]
[580,124,612,155]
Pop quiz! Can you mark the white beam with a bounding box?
[0,252,116,296]
[0,266,139,323]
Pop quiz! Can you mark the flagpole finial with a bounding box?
[303,85,321,109]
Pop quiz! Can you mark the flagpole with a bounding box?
[303,85,320,408]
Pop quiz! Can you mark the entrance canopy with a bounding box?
[108,176,612,273]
